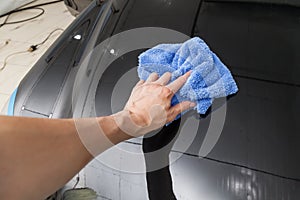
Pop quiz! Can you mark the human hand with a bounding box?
[113,71,195,137]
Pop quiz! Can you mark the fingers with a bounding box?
[135,79,145,87]
[166,71,192,94]
[146,72,159,82]
[154,72,172,85]
[168,101,196,122]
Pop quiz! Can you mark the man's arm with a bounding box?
[0,71,195,199]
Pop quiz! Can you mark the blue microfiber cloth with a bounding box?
[137,37,238,118]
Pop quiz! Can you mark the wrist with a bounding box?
[98,113,133,144]
[112,110,146,138]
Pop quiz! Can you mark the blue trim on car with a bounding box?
[7,88,18,116]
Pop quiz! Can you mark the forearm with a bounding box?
[0,114,130,199]
[0,71,192,199]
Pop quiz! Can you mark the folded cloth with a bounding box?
[137,37,238,116]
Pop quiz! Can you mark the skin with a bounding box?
[0,71,195,199]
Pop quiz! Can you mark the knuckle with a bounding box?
[167,112,175,122]
[167,110,174,119]
[162,86,172,94]
[176,105,181,112]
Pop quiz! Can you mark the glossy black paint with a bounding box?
[12,0,300,199]
[194,2,300,86]
[192,1,300,180]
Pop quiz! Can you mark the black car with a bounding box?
[7,0,300,199]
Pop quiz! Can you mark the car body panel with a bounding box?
[10,0,300,199]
